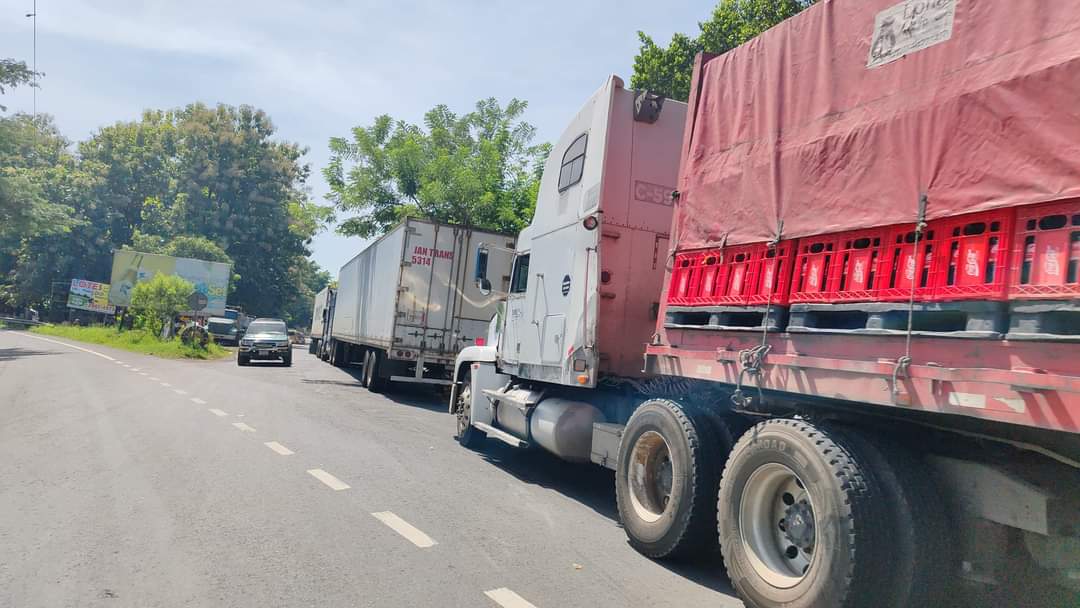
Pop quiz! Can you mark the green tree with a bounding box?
[0,58,40,112]
[129,273,194,338]
[281,257,332,330]
[631,0,817,101]
[324,98,550,239]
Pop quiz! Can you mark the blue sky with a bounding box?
[1,0,705,274]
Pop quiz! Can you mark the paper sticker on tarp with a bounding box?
[868,0,956,68]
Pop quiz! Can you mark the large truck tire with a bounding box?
[615,398,721,559]
[829,429,955,608]
[453,367,486,449]
[365,350,385,393]
[717,419,892,608]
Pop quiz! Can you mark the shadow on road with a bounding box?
[475,440,737,596]
[0,347,60,361]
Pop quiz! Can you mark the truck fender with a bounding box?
[448,347,504,424]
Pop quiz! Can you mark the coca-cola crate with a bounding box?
[932,209,1015,302]
[1009,199,1080,300]
[877,224,938,302]
[696,242,794,306]
[667,250,706,305]
[789,229,889,303]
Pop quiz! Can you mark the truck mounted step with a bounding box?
[664,305,787,332]
[786,301,1007,339]
[1006,300,1080,341]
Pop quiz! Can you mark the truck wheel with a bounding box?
[615,399,720,559]
[237,355,248,366]
[283,351,292,367]
[366,351,385,392]
[829,429,955,608]
[360,351,373,387]
[718,419,891,608]
[454,368,486,449]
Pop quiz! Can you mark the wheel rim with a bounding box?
[739,462,816,588]
[456,383,471,436]
[626,430,675,523]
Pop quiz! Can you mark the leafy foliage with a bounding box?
[325,98,550,238]
[631,0,817,101]
[1,103,333,323]
[32,323,230,360]
[129,274,195,337]
[0,58,40,112]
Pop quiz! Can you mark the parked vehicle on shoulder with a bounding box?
[238,318,292,366]
[207,316,241,345]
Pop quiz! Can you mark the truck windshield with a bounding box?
[247,321,286,334]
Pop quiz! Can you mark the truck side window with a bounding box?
[557,133,587,191]
[510,254,530,293]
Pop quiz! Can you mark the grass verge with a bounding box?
[31,324,231,360]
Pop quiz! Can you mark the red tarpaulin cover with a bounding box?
[676,0,1080,250]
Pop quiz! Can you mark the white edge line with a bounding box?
[484,588,538,608]
[306,469,349,491]
[264,441,294,456]
[19,333,115,361]
[371,512,437,548]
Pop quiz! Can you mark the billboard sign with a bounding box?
[68,279,116,314]
[108,250,232,316]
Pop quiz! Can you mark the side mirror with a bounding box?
[474,245,491,295]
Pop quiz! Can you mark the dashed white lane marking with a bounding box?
[190,397,207,405]
[371,512,437,548]
[131,367,140,372]
[484,588,538,608]
[173,388,187,395]
[139,372,149,376]
[307,469,349,491]
[208,409,228,417]
[232,422,256,432]
[149,376,160,381]
[122,364,131,368]
[160,382,172,387]
[264,441,294,456]
[19,333,116,361]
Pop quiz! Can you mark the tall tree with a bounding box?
[631,0,817,101]
[0,58,40,112]
[324,98,550,239]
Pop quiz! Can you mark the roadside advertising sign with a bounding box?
[108,250,232,316]
[67,279,116,314]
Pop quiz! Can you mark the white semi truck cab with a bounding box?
[451,74,685,458]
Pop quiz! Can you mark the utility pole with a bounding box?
[25,0,37,116]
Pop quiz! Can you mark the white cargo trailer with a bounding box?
[308,285,334,356]
[326,217,514,389]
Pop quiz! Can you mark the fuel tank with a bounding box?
[529,398,605,463]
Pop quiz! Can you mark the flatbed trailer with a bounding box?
[451,2,1080,607]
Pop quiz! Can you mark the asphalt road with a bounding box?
[0,329,742,608]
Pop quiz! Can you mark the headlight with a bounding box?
[240,339,253,346]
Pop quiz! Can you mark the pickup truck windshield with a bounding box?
[247,321,286,334]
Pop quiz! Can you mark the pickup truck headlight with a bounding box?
[240,339,254,347]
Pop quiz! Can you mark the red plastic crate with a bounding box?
[667,250,705,305]
[877,224,938,302]
[932,209,1015,302]
[1009,199,1080,300]
[695,242,794,306]
[789,228,889,303]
